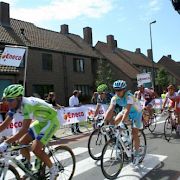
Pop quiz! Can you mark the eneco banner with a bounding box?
[0,47,26,67]
[0,104,108,137]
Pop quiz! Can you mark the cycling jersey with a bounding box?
[110,91,142,128]
[165,92,180,111]
[97,93,122,114]
[138,88,154,101]
[97,93,112,105]
[20,97,60,145]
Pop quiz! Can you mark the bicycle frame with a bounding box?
[115,127,132,158]
[0,147,37,180]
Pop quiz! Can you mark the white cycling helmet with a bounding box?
[113,80,127,90]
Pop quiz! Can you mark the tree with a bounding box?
[95,59,114,91]
[156,67,169,90]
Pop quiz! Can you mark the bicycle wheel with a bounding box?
[88,128,107,160]
[0,164,21,180]
[132,130,147,164]
[42,145,76,180]
[101,139,124,179]
[148,114,157,133]
[164,117,173,142]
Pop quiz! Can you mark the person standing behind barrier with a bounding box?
[0,100,9,121]
[161,90,167,99]
[46,92,62,109]
[69,90,83,134]
[91,92,98,104]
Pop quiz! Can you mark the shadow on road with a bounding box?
[142,162,180,180]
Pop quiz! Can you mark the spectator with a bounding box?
[91,92,98,104]
[46,92,62,140]
[161,90,167,99]
[0,100,9,121]
[46,92,62,109]
[69,90,82,134]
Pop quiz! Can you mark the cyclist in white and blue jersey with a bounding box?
[104,80,143,165]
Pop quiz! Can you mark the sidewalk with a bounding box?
[50,124,94,145]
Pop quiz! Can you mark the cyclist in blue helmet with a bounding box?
[104,80,143,166]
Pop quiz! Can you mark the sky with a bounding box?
[4,0,180,62]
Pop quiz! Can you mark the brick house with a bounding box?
[158,55,180,87]
[95,35,159,91]
[0,2,100,105]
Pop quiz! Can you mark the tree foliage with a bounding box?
[95,59,114,91]
[156,67,169,89]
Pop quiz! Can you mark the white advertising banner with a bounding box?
[0,112,23,137]
[0,104,108,136]
[137,73,151,85]
[0,47,26,67]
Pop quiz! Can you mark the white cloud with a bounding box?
[9,0,114,24]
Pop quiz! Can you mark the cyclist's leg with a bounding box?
[19,133,34,161]
[31,118,59,168]
[144,99,155,117]
[131,112,143,152]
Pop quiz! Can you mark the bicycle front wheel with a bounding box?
[164,117,173,142]
[88,128,107,160]
[101,139,124,179]
[148,114,157,133]
[0,164,21,180]
[43,145,76,180]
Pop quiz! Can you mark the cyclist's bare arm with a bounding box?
[104,104,115,125]
[122,104,131,121]
[162,98,168,110]
[0,115,13,132]
[94,104,100,117]
[6,119,32,144]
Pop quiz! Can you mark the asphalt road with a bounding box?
[6,114,180,180]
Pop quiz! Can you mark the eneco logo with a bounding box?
[1,53,23,61]
[63,112,84,121]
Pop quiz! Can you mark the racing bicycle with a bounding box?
[100,122,147,179]
[0,143,76,180]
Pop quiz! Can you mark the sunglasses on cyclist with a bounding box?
[99,92,106,95]
[114,89,124,92]
[6,98,16,103]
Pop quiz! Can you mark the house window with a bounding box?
[33,84,54,99]
[42,53,52,71]
[73,58,85,72]
[74,85,90,95]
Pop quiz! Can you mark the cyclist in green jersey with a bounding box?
[0,84,60,179]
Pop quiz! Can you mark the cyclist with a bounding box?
[162,84,180,133]
[93,84,112,118]
[104,80,143,165]
[137,84,158,118]
[0,84,60,179]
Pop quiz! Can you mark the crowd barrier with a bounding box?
[0,98,168,137]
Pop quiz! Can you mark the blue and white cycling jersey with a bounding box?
[110,91,142,128]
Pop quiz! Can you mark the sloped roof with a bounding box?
[0,19,99,58]
[158,56,180,80]
[119,48,157,68]
[95,42,140,79]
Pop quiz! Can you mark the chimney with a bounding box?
[147,49,153,60]
[83,27,92,46]
[114,40,117,48]
[107,35,115,50]
[60,24,69,34]
[20,28,25,35]
[0,2,10,27]
[135,48,141,53]
[167,54,172,59]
